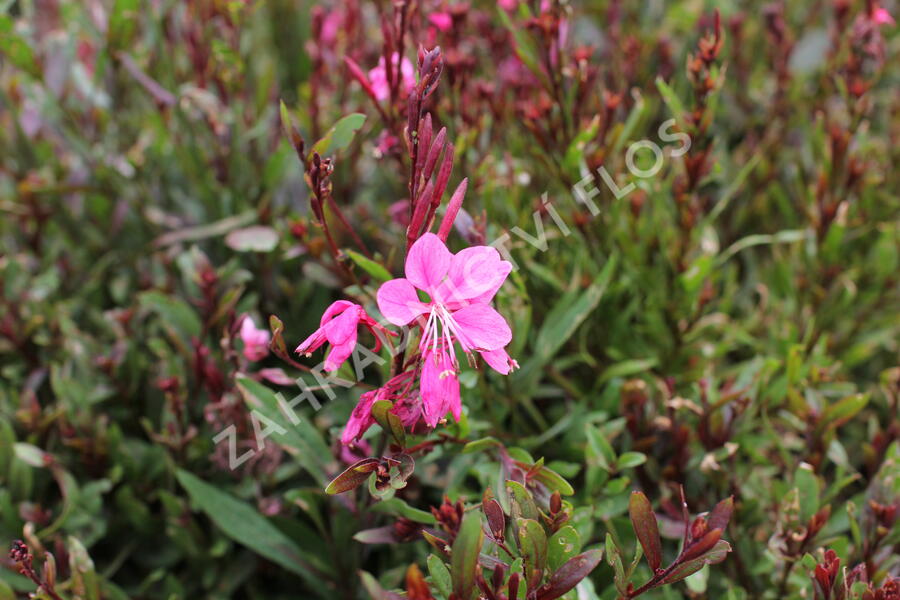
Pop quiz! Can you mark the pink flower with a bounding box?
[240,316,271,362]
[873,6,894,25]
[342,389,378,444]
[377,233,518,373]
[428,12,453,32]
[368,53,416,102]
[296,301,384,372]
[499,0,518,9]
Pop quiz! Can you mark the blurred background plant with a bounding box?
[0,0,897,598]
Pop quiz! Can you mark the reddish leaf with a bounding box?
[482,499,506,541]
[406,564,434,600]
[535,549,604,600]
[629,491,663,571]
[325,458,379,495]
[681,528,722,562]
[707,496,734,532]
[660,540,731,585]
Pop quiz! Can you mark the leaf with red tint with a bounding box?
[325,458,379,495]
[482,498,505,541]
[681,528,722,562]
[629,491,663,571]
[406,564,434,600]
[535,549,603,600]
[707,496,734,532]
[660,540,731,585]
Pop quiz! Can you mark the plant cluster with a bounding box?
[0,0,897,599]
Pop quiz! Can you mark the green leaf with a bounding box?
[616,452,647,470]
[794,463,820,522]
[518,518,548,586]
[370,400,406,447]
[530,464,575,496]
[451,512,485,600]
[346,250,392,282]
[655,76,687,125]
[371,498,436,524]
[176,470,327,593]
[312,113,366,156]
[515,256,617,389]
[428,554,452,598]
[821,394,868,430]
[585,424,616,472]
[0,15,40,77]
[235,376,330,484]
[548,525,581,571]
[462,436,502,454]
[139,291,202,340]
[506,480,541,522]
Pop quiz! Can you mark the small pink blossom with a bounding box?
[499,0,518,10]
[377,234,515,363]
[428,12,453,32]
[873,6,894,25]
[368,53,416,102]
[240,316,271,362]
[296,301,385,372]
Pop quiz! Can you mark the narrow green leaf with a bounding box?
[176,470,327,593]
[312,113,366,156]
[428,554,452,598]
[346,249,392,282]
[451,512,485,600]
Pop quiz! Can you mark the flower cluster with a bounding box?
[298,233,517,445]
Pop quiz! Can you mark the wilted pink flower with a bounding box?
[428,12,453,32]
[377,233,517,373]
[368,53,416,102]
[296,301,386,372]
[339,438,372,463]
[240,316,271,362]
[342,389,378,444]
[342,371,416,443]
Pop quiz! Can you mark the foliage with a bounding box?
[0,0,897,599]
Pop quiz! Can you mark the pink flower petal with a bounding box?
[341,391,378,444]
[405,233,452,296]
[874,6,894,25]
[420,347,459,427]
[324,338,356,372]
[323,305,361,346]
[436,246,512,307]
[320,300,355,326]
[451,304,512,351]
[429,12,453,31]
[377,278,429,326]
[295,329,326,354]
[480,348,519,375]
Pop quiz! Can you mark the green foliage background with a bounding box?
[0,0,897,599]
